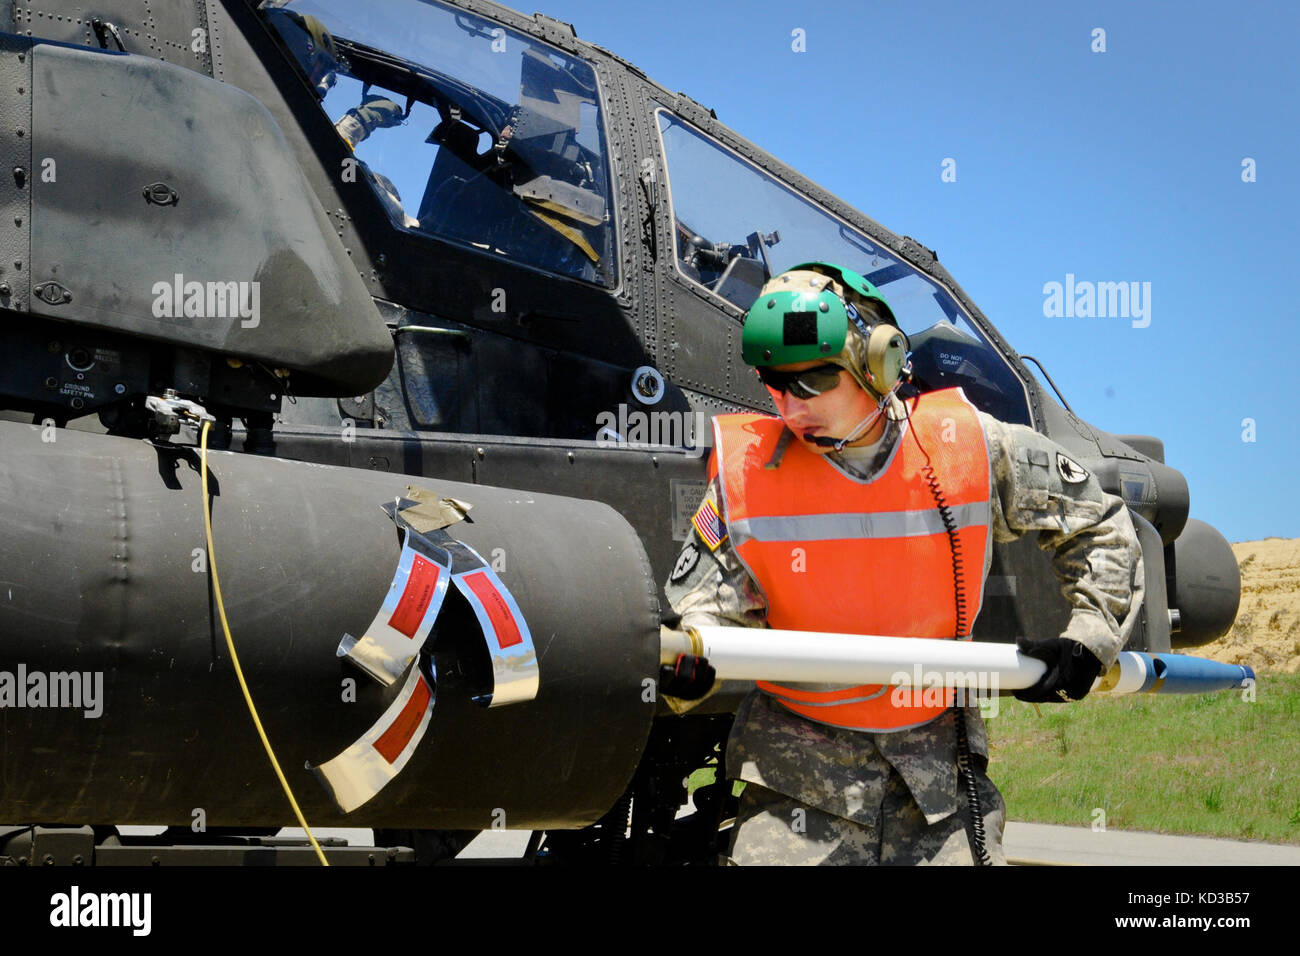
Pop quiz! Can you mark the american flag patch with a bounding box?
[692,496,727,551]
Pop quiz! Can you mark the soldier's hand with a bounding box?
[1014,636,1103,703]
[659,654,716,701]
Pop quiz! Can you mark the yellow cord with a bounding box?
[200,421,330,866]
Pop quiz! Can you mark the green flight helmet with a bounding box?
[741,273,850,367]
[790,261,898,328]
[743,264,906,398]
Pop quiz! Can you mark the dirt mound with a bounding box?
[1194,539,1300,673]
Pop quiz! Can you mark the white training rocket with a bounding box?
[660,625,1255,696]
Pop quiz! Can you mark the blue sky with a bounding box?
[524,0,1298,544]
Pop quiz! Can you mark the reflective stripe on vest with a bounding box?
[729,501,991,544]
[713,387,992,732]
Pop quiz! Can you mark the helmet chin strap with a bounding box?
[803,387,894,451]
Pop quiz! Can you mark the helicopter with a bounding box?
[0,0,1240,865]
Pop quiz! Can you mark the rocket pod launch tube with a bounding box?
[0,422,659,829]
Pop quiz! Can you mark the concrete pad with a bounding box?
[456,829,534,859]
[1005,821,1300,865]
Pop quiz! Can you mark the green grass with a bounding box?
[688,760,745,798]
[987,672,1300,844]
[679,676,1299,843]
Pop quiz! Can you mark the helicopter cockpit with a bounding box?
[261,0,617,288]
[259,0,1031,429]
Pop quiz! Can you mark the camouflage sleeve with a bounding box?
[664,475,768,633]
[661,472,768,714]
[979,412,1144,668]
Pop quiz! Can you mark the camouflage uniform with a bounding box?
[665,396,1144,865]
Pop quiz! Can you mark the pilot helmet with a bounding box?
[267,9,341,98]
[741,262,908,399]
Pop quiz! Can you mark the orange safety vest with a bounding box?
[713,388,992,732]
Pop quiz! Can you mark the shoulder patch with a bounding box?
[1056,452,1089,484]
[691,491,728,552]
[670,542,701,582]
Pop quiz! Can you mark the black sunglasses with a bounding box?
[756,364,845,399]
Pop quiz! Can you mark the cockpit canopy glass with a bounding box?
[655,110,1030,424]
[261,0,617,287]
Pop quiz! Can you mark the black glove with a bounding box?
[658,654,716,700]
[1014,636,1103,703]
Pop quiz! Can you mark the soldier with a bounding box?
[263,6,415,226]
[660,262,1144,865]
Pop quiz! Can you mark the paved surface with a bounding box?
[452,823,1300,864]
[457,829,535,859]
[123,823,1300,864]
[1003,821,1300,866]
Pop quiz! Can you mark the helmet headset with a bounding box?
[742,262,910,447]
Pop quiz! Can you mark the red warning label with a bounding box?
[463,571,523,649]
[388,554,441,638]
[373,674,432,764]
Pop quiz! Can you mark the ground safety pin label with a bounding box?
[443,538,539,708]
[338,528,452,686]
[309,661,436,814]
